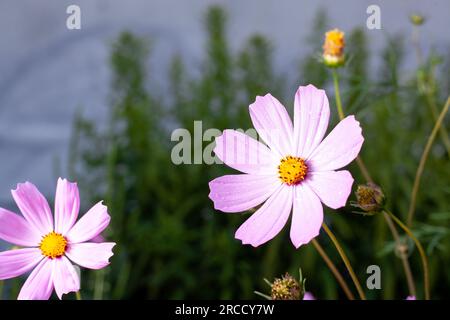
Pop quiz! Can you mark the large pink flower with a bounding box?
[0,178,115,300]
[209,84,363,248]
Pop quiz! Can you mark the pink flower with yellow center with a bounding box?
[0,178,115,300]
[209,84,364,248]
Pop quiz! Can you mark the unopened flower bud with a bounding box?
[410,14,425,26]
[355,183,385,214]
[322,28,345,68]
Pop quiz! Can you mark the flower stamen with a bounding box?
[39,231,67,259]
[278,156,308,185]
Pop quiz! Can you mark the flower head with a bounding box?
[406,296,416,300]
[271,273,302,300]
[323,28,345,67]
[257,270,313,300]
[209,84,364,248]
[354,182,385,214]
[0,178,115,300]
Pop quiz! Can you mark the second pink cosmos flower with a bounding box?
[0,178,115,300]
[209,84,364,248]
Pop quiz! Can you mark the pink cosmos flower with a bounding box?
[209,84,363,248]
[0,178,115,300]
[406,296,416,300]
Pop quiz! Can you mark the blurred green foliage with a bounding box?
[64,6,449,299]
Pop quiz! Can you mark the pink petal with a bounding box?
[54,178,80,235]
[308,115,364,171]
[290,184,323,248]
[235,185,293,247]
[303,292,316,300]
[90,234,106,243]
[66,201,111,243]
[66,242,115,269]
[0,248,43,280]
[18,259,53,300]
[306,170,354,209]
[52,256,80,299]
[209,174,280,213]
[0,208,42,246]
[293,85,330,158]
[249,94,293,157]
[214,129,278,174]
[11,182,53,236]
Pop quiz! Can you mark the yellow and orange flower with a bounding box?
[322,28,345,67]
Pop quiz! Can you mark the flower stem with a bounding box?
[411,24,450,157]
[94,269,105,300]
[332,69,373,183]
[424,93,450,158]
[331,68,417,296]
[412,25,424,66]
[332,70,345,120]
[407,97,450,227]
[0,281,4,299]
[384,209,430,300]
[311,239,355,300]
[322,223,366,300]
[383,212,416,297]
[75,291,82,300]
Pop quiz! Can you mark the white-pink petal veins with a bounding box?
[290,184,324,248]
[52,256,80,300]
[293,84,330,158]
[66,242,116,270]
[306,170,354,209]
[54,178,80,235]
[66,201,111,243]
[18,259,54,300]
[235,185,293,247]
[209,174,280,213]
[0,248,43,280]
[0,208,42,246]
[249,94,293,157]
[308,115,364,172]
[214,129,278,174]
[11,182,53,236]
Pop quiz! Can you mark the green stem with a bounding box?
[384,210,430,300]
[322,223,366,300]
[312,239,355,300]
[407,97,450,226]
[383,212,416,297]
[0,281,4,300]
[94,269,105,300]
[411,23,450,157]
[424,93,450,158]
[332,70,345,120]
[75,291,82,300]
[331,67,420,297]
[332,69,373,183]
[412,25,423,66]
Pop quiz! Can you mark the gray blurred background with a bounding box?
[0,0,449,203]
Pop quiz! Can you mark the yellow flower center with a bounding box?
[323,28,345,57]
[39,232,67,259]
[278,156,308,185]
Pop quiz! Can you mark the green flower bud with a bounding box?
[410,14,425,26]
